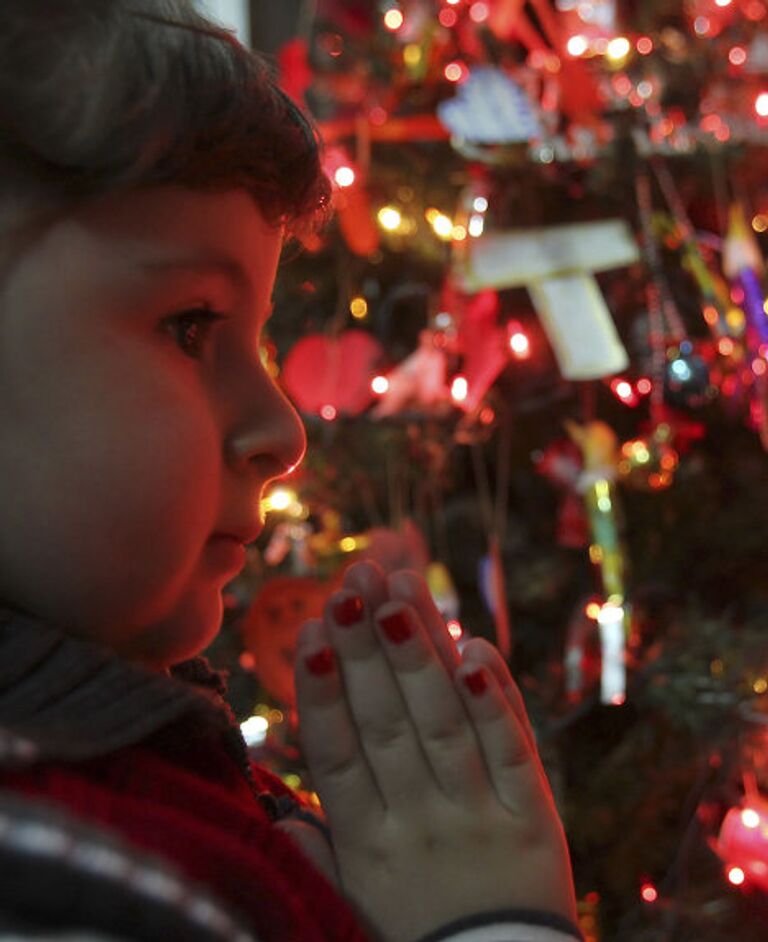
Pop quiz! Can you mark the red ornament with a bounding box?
[241,576,341,707]
[713,798,768,893]
[282,330,384,417]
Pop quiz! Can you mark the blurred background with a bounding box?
[196,3,768,939]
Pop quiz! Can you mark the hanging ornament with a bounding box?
[664,341,712,409]
[371,328,450,417]
[323,146,380,258]
[565,419,629,704]
[723,203,768,347]
[436,66,543,145]
[455,219,636,380]
[241,575,342,707]
[282,329,384,418]
[712,796,768,895]
[565,420,626,602]
[451,288,510,413]
[533,437,590,548]
[563,598,603,703]
[650,157,732,338]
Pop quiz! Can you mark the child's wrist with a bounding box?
[413,908,584,942]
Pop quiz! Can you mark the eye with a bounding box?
[163,306,227,359]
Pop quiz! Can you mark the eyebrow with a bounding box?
[139,254,251,293]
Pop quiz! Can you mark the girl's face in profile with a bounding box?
[0,187,306,668]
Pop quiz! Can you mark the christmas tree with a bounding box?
[203,1,768,938]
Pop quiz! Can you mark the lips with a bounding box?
[213,529,262,547]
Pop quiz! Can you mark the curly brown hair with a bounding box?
[0,0,330,235]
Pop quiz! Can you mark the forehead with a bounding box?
[8,186,284,301]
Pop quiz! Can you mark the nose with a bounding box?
[225,375,307,481]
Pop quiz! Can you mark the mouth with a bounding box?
[206,534,249,573]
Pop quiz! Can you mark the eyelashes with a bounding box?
[163,306,227,360]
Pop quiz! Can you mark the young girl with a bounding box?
[0,2,581,940]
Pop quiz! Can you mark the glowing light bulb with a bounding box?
[349,296,368,319]
[451,375,468,403]
[567,34,589,57]
[240,715,269,746]
[728,866,746,886]
[383,8,404,31]
[741,808,761,829]
[606,37,631,61]
[371,375,389,394]
[755,92,768,118]
[431,212,454,239]
[729,46,747,66]
[469,2,490,22]
[444,60,467,82]
[447,619,463,640]
[509,331,530,358]
[640,882,658,903]
[473,196,489,212]
[334,165,355,187]
[320,404,337,421]
[378,205,403,231]
[264,487,295,512]
[468,214,485,237]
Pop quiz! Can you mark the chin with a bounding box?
[124,589,224,670]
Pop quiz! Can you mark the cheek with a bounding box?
[0,368,222,624]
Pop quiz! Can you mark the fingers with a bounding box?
[459,637,538,753]
[454,655,554,818]
[294,618,381,827]
[367,598,488,803]
[387,569,461,674]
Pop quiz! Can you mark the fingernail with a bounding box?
[305,647,335,676]
[463,667,488,697]
[332,594,365,627]
[379,610,413,644]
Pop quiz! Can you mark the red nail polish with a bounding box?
[379,610,413,644]
[305,647,335,676]
[332,595,364,627]
[463,668,488,697]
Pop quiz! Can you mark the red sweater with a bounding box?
[0,609,369,941]
[1,732,367,941]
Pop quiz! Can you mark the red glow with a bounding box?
[447,619,463,640]
[320,404,337,421]
[636,36,653,55]
[611,378,638,406]
[480,406,495,425]
[369,106,388,126]
[469,2,490,23]
[439,7,459,27]
[640,882,658,903]
[444,60,468,83]
[636,377,653,395]
[729,46,747,66]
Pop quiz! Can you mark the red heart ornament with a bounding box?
[282,329,383,416]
